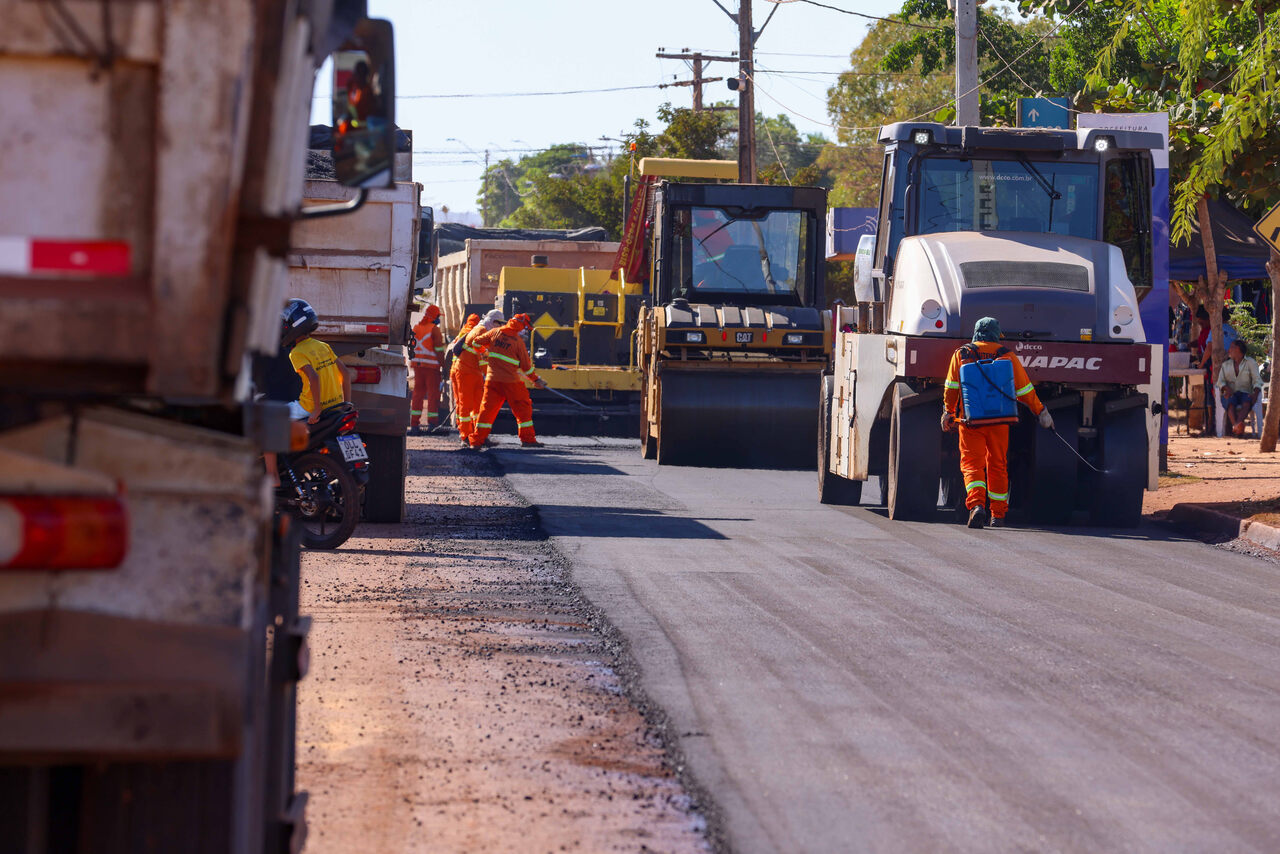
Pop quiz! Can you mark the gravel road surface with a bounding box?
[296,435,710,853]
[495,436,1280,854]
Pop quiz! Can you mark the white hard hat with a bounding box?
[483,309,505,328]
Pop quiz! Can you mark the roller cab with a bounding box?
[638,173,831,468]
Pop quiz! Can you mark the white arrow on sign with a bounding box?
[1027,108,1041,121]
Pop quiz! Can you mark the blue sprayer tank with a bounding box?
[959,357,1018,425]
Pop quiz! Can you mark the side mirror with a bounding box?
[416,207,435,288]
[331,18,396,188]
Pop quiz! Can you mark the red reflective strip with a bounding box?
[29,240,131,275]
[2,495,128,570]
[366,324,389,334]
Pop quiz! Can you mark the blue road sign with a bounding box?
[1018,97,1071,129]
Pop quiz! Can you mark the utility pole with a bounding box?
[737,0,756,183]
[655,50,735,112]
[954,0,980,126]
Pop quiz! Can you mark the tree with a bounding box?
[821,17,952,207]
[1063,0,1280,448]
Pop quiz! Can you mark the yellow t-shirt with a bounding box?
[289,336,345,414]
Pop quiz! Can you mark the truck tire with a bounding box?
[1027,400,1080,525]
[818,376,862,505]
[886,384,941,521]
[640,379,657,460]
[940,431,966,522]
[1089,403,1146,528]
[362,433,406,523]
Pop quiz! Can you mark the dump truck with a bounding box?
[634,158,832,468]
[424,227,631,434]
[819,123,1164,527]
[0,3,397,850]
[291,130,422,522]
[493,259,644,436]
[431,225,614,331]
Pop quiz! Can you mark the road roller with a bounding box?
[633,160,831,468]
[821,122,1166,526]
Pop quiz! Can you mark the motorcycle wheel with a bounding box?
[288,451,360,549]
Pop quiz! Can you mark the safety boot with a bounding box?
[967,506,988,529]
[988,516,1005,528]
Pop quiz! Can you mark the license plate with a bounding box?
[735,331,753,344]
[336,434,368,462]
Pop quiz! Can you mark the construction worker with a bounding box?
[445,312,482,442]
[453,309,504,446]
[942,317,1053,529]
[409,304,446,434]
[468,313,547,448]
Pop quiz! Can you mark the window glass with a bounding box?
[671,206,809,301]
[917,158,1099,240]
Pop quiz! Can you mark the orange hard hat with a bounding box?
[425,304,441,322]
[508,313,533,332]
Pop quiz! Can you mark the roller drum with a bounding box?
[656,369,820,469]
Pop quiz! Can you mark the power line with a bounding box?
[762,0,943,30]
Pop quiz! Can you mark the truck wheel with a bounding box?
[886,384,941,521]
[940,432,966,522]
[818,376,862,505]
[1089,404,1146,528]
[1027,401,1080,525]
[362,433,406,523]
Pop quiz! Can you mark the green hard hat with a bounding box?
[973,317,1002,342]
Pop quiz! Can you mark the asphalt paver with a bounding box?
[492,436,1280,854]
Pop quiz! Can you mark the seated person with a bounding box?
[1218,339,1263,436]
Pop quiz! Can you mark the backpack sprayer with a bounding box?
[960,349,1109,475]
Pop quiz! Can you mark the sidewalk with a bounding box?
[1146,434,1280,548]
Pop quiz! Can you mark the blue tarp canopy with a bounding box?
[1169,197,1271,282]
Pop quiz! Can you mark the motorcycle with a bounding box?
[276,402,369,549]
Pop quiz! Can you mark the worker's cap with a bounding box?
[425,304,441,321]
[972,317,1002,342]
[465,312,481,327]
[508,313,533,332]
[483,309,505,328]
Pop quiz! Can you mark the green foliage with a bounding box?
[1021,0,1280,240]
[1229,300,1273,360]
[479,104,831,236]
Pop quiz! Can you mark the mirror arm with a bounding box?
[298,188,369,220]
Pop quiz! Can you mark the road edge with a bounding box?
[1167,502,1280,551]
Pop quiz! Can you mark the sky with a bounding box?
[313,0,906,217]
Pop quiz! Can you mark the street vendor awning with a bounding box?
[1169,197,1271,281]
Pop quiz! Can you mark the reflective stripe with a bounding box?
[426,411,438,417]
[517,420,534,428]
[477,422,492,429]
[410,409,422,415]
[965,480,987,492]
[458,415,473,423]
[988,490,1009,501]
[489,351,521,366]
[1015,382,1035,396]
[945,380,961,389]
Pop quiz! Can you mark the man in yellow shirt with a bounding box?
[283,298,351,422]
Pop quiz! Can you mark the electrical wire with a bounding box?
[762,0,943,30]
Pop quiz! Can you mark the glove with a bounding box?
[940,411,955,433]
[1038,409,1054,430]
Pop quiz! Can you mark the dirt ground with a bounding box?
[296,435,711,854]
[1146,434,1280,523]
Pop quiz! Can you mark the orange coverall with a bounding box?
[411,307,445,428]
[942,341,1045,519]
[469,322,541,447]
[447,315,482,440]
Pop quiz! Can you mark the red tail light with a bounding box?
[351,366,381,385]
[0,495,129,570]
[339,412,359,433]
